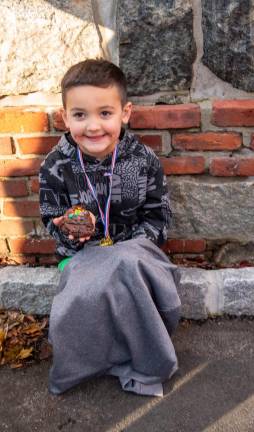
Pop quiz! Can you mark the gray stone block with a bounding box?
[0,266,60,315]
[175,268,222,319]
[222,268,254,316]
[175,268,207,319]
[202,1,254,92]
[168,177,254,239]
[119,0,196,95]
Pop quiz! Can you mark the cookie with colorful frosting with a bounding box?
[60,205,95,239]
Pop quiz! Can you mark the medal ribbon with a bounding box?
[77,146,117,240]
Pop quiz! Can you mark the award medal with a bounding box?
[99,236,113,247]
[77,146,117,246]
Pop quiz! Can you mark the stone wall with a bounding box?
[0,0,254,268]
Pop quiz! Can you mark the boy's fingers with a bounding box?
[53,216,64,226]
[89,213,96,226]
[68,235,90,242]
[79,236,91,242]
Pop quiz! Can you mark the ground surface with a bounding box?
[0,319,253,432]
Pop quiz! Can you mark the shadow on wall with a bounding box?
[45,0,118,62]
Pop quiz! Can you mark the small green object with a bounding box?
[58,257,72,272]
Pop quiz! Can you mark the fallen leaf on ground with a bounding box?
[0,309,51,368]
[17,347,33,359]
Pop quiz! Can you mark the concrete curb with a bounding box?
[0,266,253,318]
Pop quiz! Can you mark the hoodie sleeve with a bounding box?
[39,153,84,256]
[131,153,172,246]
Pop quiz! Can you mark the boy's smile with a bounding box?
[62,85,132,160]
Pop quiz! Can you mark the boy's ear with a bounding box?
[122,102,132,125]
[61,108,69,128]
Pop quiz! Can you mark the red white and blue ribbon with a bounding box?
[77,146,117,240]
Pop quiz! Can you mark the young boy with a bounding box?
[39,59,181,397]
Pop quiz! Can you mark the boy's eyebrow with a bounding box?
[99,105,115,110]
[70,106,115,111]
[70,108,86,112]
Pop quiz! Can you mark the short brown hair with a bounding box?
[61,58,127,108]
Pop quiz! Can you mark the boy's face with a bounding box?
[62,85,132,160]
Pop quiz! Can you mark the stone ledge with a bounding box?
[0,266,253,319]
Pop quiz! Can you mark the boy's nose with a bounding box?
[86,119,101,132]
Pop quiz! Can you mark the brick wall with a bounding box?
[0,100,254,267]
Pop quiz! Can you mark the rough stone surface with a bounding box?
[1,265,254,318]
[191,0,254,101]
[223,268,254,316]
[168,177,254,239]
[119,0,196,95]
[175,268,209,319]
[214,241,254,267]
[0,0,101,96]
[202,1,254,92]
[0,266,59,314]
[177,266,254,318]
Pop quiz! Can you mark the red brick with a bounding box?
[172,132,242,151]
[30,178,39,194]
[0,137,14,155]
[210,158,254,176]
[184,240,206,253]
[163,239,206,253]
[164,239,184,253]
[8,255,36,265]
[0,158,42,176]
[130,104,201,129]
[0,220,34,236]
[9,238,56,254]
[39,255,59,265]
[0,109,49,133]
[0,180,28,197]
[4,200,40,217]
[52,111,67,131]
[212,100,254,126]
[161,156,205,175]
[136,134,163,151]
[17,136,60,155]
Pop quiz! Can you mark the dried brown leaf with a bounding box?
[0,328,5,345]
[8,321,22,331]
[24,315,36,323]
[0,310,49,368]
[17,347,33,360]
[39,318,49,330]
[3,346,22,363]
[10,362,23,369]
[22,323,43,335]
[8,311,24,322]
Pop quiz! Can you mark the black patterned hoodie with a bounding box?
[39,129,172,256]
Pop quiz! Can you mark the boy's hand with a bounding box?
[53,212,96,243]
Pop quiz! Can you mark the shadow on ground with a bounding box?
[0,319,253,432]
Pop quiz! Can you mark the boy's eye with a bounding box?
[73,112,86,119]
[101,111,112,118]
